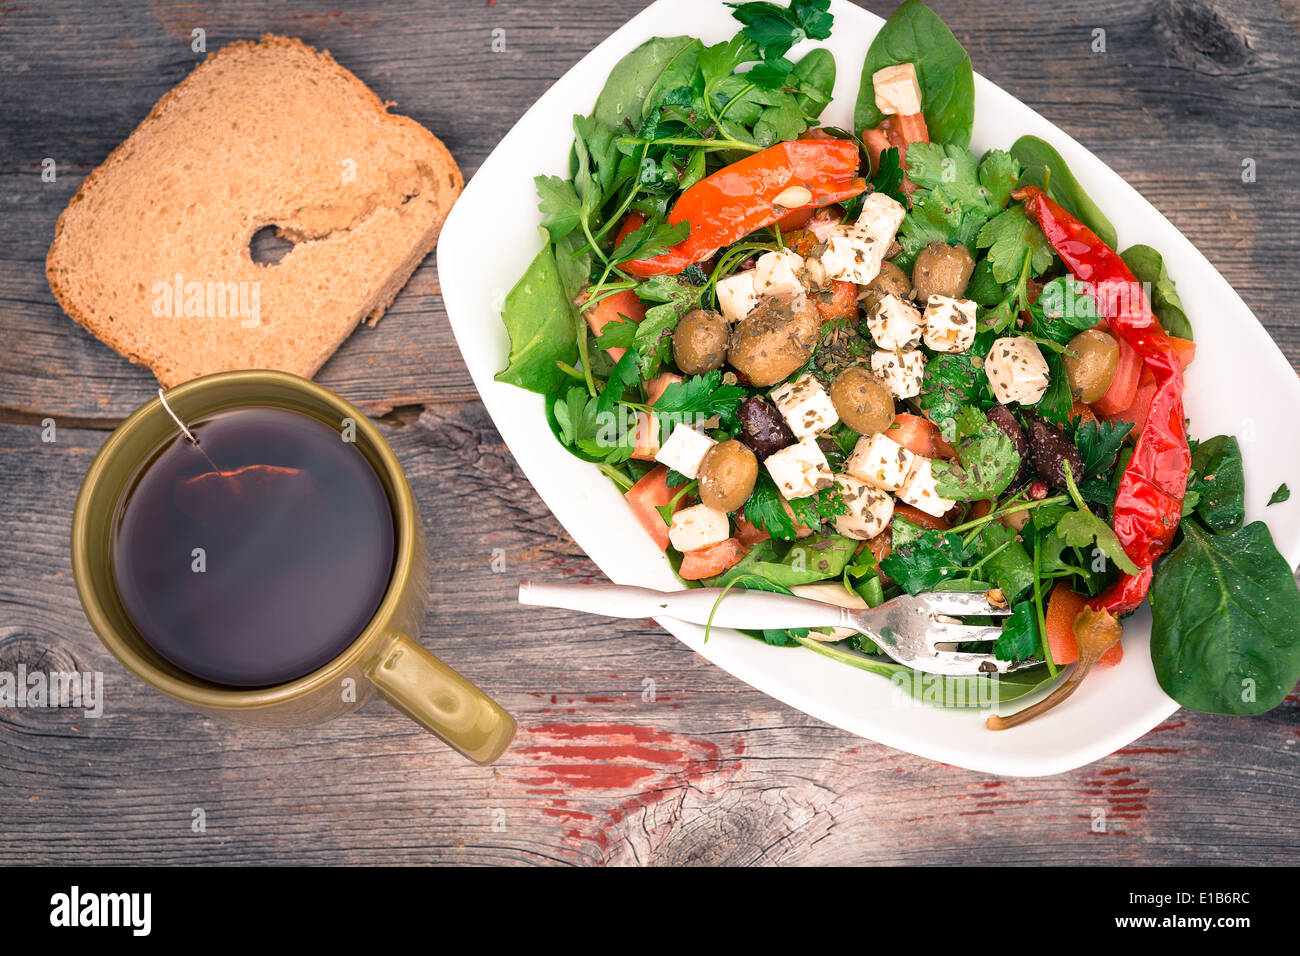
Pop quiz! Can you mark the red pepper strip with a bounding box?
[621,139,867,278]
[1015,186,1191,616]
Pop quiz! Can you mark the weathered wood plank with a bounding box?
[2,411,1297,865]
[1,0,1297,422]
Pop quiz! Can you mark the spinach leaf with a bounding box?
[1188,434,1245,533]
[593,37,702,131]
[974,523,1036,605]
[496,241,580,394]
[711,533,857,589]
[791,634,1063,707]
[994,601,1040,662]
[787,47,836,120]
[1150,521,1300,715]
[1120,244,1193,340]
[1010,134,1118,250]
[854,0,975,147]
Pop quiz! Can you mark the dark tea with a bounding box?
[111,405,396,687]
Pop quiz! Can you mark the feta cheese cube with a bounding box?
[668,503,731,553]
[870,348,926,399]
[898,456,957,519]
[769,373,839,440]
[985,336,1051,405]
[754,248,805,298]
[764,436,834,500]
[872,63,922,116]
[820,193,906,285]
[845,432,916,492]
[922,295,978,354]
[716,270,759,323]
[654,423,716,479]
[866,293,924,351]
[832,474,895,541]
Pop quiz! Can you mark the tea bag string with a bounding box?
[158,388,221,472]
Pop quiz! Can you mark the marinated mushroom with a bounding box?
[727,292,821,387]
[1062,328,1119,404]
[829,366,895,435]
[860,260,912,310]
[911,242,975,301]
[673,308,730,375]
[697,440,759,513]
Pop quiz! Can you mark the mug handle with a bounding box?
[364,630,516,765]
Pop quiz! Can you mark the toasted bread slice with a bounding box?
[47,35,462,387]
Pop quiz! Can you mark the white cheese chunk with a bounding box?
[898,456,957,519]
[764,436,834,500]
[845,432,916,492]
[668,503,731,553]
[654,424,716,479]
[820,193,906,285]
[716,270,759,323]
[870,348,926,399]
[866,293,924,351]
[769,373,839,440]
[833,474,895,541]
[754,248,805,298]
[985,336,1051,405]
[922,295,978,354]
[872,63,922,116]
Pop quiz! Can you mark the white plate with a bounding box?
[437,0,1300,775]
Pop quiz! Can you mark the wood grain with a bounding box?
[1,0,1298,865]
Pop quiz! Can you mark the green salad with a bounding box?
[497,0,1300,725]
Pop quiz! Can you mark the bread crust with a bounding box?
[46,35,463,387]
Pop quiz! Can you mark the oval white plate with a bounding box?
[437,0,1300,775]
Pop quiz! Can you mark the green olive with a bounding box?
[673,309,730,375]
[912,242,975,301]
[698,440,759,513]
[829,367,895,436]
[861,261,911,310]
[1063,328,1120,404]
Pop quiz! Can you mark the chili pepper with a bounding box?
[1016,185,1190,616]
[620,139,867,278]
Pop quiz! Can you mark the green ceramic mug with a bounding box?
[71,369,515,764]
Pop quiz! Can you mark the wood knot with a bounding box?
[1156,0,1252,73]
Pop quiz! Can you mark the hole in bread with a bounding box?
[249,225,295,266]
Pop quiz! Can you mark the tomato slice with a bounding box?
[1169,335,1196,368]
[886,412,957,460]
[1045,582,1123,668]
[582,289,646,363]
[679,538,748,580]
[863,112,930,195]
[815,280,858,322]
[1091,333,1140,415]
[1102,380,1157,435]
[733,516,771,547]
[893,503,950,531]
[629,372,681,461]
[625,465,675,551]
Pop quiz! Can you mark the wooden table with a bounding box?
[2,0,1297,866]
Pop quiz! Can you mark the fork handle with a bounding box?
[518,580,851,632]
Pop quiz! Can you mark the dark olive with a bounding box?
[829,367,895,435]
[736,396,796,460]
[986,404,1032,486]
[912,242,975,301]
[1025,415,1085,489]
[1063,329,1119,404]
[698,440,759,512]
[673,309,730,375]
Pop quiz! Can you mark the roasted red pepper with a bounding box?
[620,139,867,278]
[1017,186,1191,615]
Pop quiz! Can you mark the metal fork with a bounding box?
[518,580,1030,676]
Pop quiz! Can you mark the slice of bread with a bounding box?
[47,35,462,387]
